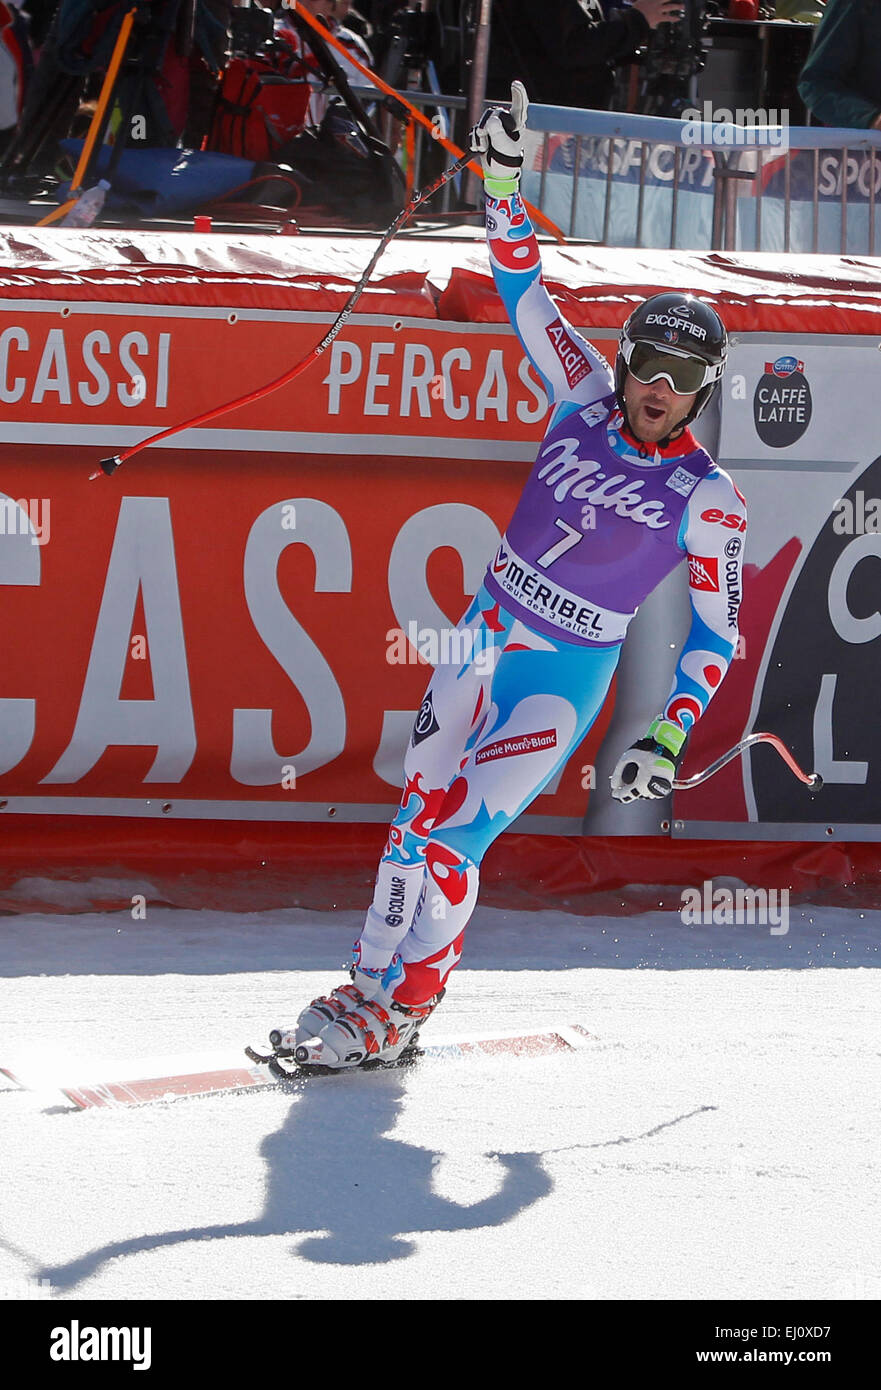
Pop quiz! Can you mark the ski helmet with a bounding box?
[615,292,728,439]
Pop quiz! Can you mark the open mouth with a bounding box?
[643,404,666,422]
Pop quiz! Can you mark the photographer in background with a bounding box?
[798,0,881,129]
[276,0,375,86]
[333,0,372,38]
[486,0,685,112]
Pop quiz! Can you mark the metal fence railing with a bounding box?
[522,106,881,255]
[355,87,881,255]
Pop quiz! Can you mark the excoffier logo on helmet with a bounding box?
[645,312,707,341]
[753,355,812,447]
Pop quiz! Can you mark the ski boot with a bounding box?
[294,991,444,1071]
[294,958,445,1071]
[268,960,385,1057]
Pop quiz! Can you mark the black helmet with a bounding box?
[615,292,728,440]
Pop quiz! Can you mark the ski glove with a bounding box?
[469,80,528,198]
[610,717,687,803]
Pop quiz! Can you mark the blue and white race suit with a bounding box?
[354,191,746,1006]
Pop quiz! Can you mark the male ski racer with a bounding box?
[273,82,746,1071]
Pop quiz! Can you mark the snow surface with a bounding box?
[0,902,879,1303]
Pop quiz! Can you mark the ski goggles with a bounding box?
[622,338,720,395]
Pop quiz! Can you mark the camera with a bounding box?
[229,5,276,58]
[641,0,713,117]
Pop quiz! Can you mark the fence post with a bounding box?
[465,0,492,207]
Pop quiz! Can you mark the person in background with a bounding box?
[278,0,374,71]
[0,0,32,152]
[324,0,375,75]
[276,0,375,126]
[332,0,373,40]
[486,0,686,112]
[798,0,881,129]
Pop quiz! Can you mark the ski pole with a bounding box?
[91,150,472,478]
[673,732,822,792]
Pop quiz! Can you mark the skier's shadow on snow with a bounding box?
[38,1071,552,1289]
[262,1070,552,1264]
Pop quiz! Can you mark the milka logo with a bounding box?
[536,437,670,529]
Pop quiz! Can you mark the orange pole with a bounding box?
[405,115,415,196]
[36,6,137,227]
[292,2,566,243]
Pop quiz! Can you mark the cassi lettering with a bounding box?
[0,498,505,790]
[0,326,170,407]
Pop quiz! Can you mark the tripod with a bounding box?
[1,0,191,194]
[370,2,453,193]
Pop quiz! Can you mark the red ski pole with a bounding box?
[91,151,471,479]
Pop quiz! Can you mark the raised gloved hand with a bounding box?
[610,717,687,803]
[468,80,528,199]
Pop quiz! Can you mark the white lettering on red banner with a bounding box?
[544,319,592,391]
[475,729,558,765]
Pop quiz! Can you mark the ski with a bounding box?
[0,1025,593,1111]
[0,1051,276,1109]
